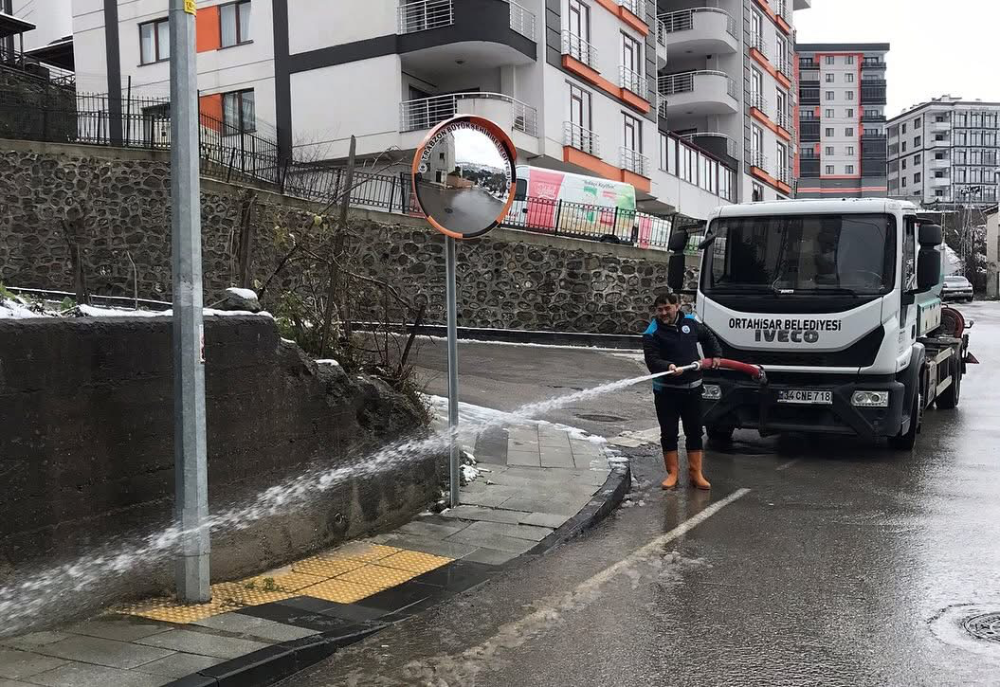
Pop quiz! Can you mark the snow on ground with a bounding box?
[0,298,48,319]
[77,304,273,318]
[225,287,258,300]
[314,359,341,367]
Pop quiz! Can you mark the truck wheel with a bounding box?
[888,392,922,451]
[936,358,961,410]
[707,427,734,443]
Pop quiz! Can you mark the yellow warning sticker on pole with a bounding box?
[184,0,196,14]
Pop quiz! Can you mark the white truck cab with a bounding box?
[667,198,972,449]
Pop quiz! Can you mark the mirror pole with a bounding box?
[445,235,461,507]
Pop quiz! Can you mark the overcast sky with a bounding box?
[795,0,1000,117]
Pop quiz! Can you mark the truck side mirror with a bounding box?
[918,223,942,247]
[667,231,688,253]
[667,254,686,291]
[917,248,941,291]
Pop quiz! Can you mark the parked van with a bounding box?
[505,166,669,248]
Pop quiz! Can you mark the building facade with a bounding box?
[794,42,889,198]
[887,96,1000,208]
[69,0,810,221]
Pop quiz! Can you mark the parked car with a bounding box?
[943,274,974,302]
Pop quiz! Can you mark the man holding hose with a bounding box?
[643,293,723,490]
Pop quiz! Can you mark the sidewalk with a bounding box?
[0,417,629,687]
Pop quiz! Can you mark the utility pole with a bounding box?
[170,0,210,603]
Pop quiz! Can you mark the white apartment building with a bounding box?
[10,0,71,51]
[68,0,809,221]
[795,43,889,198]
[888,96,1000,208]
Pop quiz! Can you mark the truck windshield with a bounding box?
[703,213,895,296]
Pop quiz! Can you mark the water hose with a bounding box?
[668,358,767,384]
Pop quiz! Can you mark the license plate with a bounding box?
[777,389,833,405]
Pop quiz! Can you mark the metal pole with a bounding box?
[445,236,460,507]
[170,0,210,603]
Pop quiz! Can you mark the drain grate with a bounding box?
[964,613,1000,643]
[575,413,626,423]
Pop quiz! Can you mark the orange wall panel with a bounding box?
[563,147,621,182]
[196,6,220,53]
[199,93,224,130]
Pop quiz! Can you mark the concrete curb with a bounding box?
[162,462,633,687]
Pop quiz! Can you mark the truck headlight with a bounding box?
[703,384,722,401]
[851,391,889,408]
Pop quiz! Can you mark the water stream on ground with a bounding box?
[0,370,672,637]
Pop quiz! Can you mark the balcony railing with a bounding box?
[750,91,770,117]
[659,70,737,100]
[862,59,887,69]
[397,0,454,34]
[751,32,769,59]
[564,121,599,157]
[776,108,793,132]
[620,147,650,177]
[561,31,599,70]
[400,92,538,136]
[620,65,645,97]
[509,1,536,41]
[750,150,768,172]
[656,18,667,47]
[617,0,643,18]
[799,59,818,70]
[862,113,887,123]
[680,132,738,158]
[658,8,737,38]
[777,165,792,185]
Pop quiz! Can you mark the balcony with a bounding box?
[680,132,739,162]
[930,157,950,169]
[777,165,792,186]
[398,0,454,33]
[930,175,951,187]
[561,31,598,71]
[620,147,651,178]
[617,0,645,19]
[400,92,538,141]
[931,137,951,148]
[862,59,887,70]
[509,1,536,41]
[564,121,600,157]
[862,113,887,123]
[620,66,654,104]
[658,70,738,117]
[656,18,667,69]
[750,150,769,174]
[658,8,739,59]
[931,120,952,132]
[749,91,770,118]
[750,32,770,60]
[800,87,820,105]
[800,120,821,142]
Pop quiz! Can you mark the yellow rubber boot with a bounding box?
[687,450,711,490]
[661,451,679,489]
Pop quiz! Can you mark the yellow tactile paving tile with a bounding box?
[291,556,366,578]
[320,543,401,563]
[377,550,452,574]
[115,542,455,624]
[297,578,385,604]
[337,564,418,589]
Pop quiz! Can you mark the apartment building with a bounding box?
[10,0,71,52]
[794,43,889,198]
[69,0,810,220]
[887,96,1000,208]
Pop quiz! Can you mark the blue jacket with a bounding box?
[643,314,722,392]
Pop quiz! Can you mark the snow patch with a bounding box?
[314,359,340,367]
[0,298,47,319]
[76,304,273,319]
[226,287,258,300]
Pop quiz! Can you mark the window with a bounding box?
[825,56,835,65]
[902,159,907,170]
[825,165,835,174]
[935,189,945,197]
[751,10,763,39]
[846,146,855,155]
[751,125,764,157]
[846,55,855,64]
[220,1,251,48]
[223,89,255,133]
[751,68,764,100]
[139,18,169,64]
[935,171,946,178]
[935,134,946,141]
[846,108,854,118]
[776,89,787,125]
[825,73,835,83]
[935,152,945,160]
[825,127,834,137]
[776,36,788,71]
[902,123,907,134]
[902,142,907,152]
[914,172,922,183]
[569,83,591,130]
[845,127,854,136]
[903,218,916,291]
[913,136,921,147]
[902,176,907,186]
[621,33,642,89]
[752,182,764,202]
[846,165,854,174]
[825,108,835,118]
[845,73,855,83]
[935,115,946,123]
[914,154,921,164]
[568,0,590,43]
[623,113,642,153]
[914,117,922,127]
[825,146,834,155]
[846,91,855,101]
[826,91,835,101]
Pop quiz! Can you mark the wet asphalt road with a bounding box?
[292,302,1000,687]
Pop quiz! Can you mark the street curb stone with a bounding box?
[160,463,632,687]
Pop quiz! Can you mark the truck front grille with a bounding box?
[718,326,884,368]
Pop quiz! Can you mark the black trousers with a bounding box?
[654,387,704,452]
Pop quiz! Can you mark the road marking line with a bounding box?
[776,459,800,471]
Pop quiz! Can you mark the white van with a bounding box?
[505,166,670,248]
